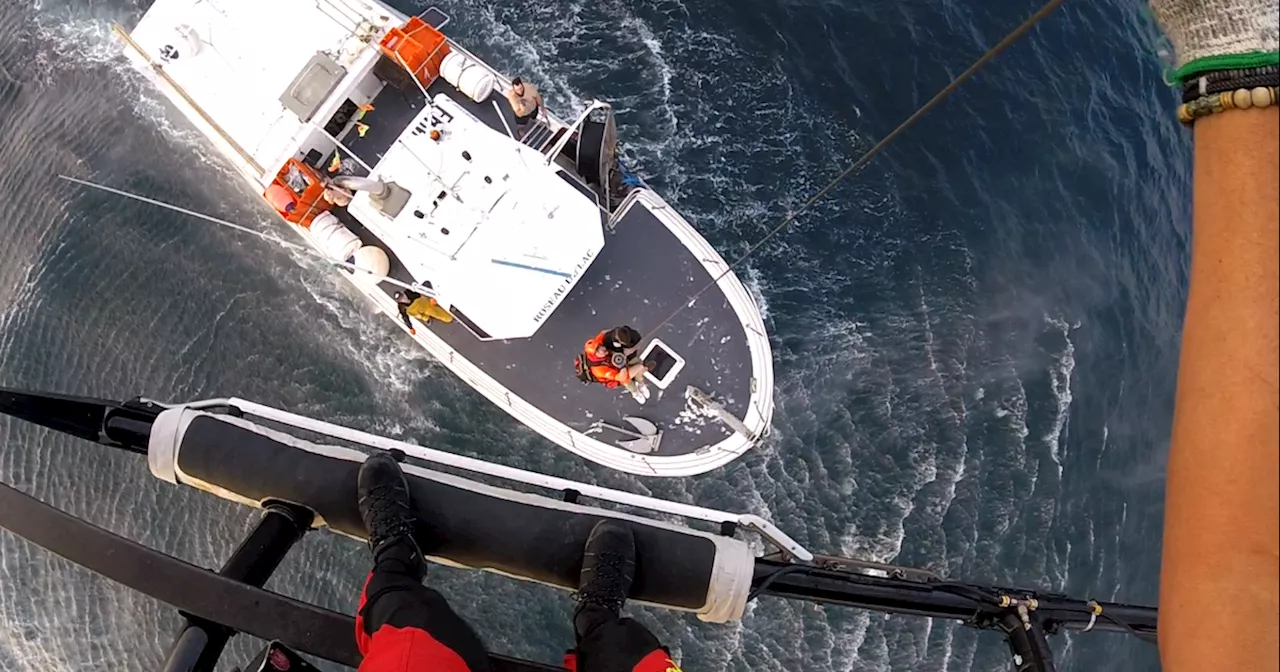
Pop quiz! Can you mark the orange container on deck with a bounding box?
[379,17,451,87]
[265,159,331,228]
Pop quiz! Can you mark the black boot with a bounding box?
[357,452,424,578]
[573,520,636,640]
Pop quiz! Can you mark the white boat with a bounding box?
[116,1,774,477]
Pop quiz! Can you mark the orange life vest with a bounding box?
[575,331,633,387]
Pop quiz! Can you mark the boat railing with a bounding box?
[541,100,610,166]
[314,0,373,39]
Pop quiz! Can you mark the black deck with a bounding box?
[331,66,754,457]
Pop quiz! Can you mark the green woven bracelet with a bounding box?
[1172,51,1280,86]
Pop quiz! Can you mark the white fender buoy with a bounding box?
[350,246,390,283]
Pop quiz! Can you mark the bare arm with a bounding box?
[1160,105,1279,670]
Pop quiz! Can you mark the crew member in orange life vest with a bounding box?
[582,326,651,388]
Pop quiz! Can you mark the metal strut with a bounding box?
[998,609,1058,672]
[161,502,315,672]
[749,558,1157,672]
[0,472,565,672]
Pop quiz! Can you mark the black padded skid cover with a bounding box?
[147,409,752,622]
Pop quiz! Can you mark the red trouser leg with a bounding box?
[570,606,680,672]
[354,545,492,672]
[357,623,473,672]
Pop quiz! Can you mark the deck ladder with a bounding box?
[521,123,557,154]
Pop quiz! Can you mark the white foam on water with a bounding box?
[26,0,239,172]
[739,264,771,322]
[1095,423,1110,476]
[614,8,677,137]
[986,362,1033,541]
[1043,316,1077,478]
[1060,538,1072,587]
[936,621,958,672]
[29,1,128,71]
[293,265,440,394]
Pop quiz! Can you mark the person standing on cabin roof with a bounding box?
[353,451,681,672]
[506,77,543,133]
[394,291,454,335]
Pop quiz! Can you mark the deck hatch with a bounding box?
[640,339,686,390]
[280,52,347,123]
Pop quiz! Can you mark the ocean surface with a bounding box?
[0,0,1190,670]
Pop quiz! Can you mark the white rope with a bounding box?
[56,175,435,297]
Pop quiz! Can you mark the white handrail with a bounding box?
[543,100,610,166]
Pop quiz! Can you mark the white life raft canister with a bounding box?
[440,51,495,104]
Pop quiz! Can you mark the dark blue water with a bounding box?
[0,0,1188,670]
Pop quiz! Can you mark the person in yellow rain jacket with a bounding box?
[393,290,453,335]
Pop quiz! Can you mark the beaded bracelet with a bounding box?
[1181,66,1279,103]
[1178,86,1279,124]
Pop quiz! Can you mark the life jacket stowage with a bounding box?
[265,183,298,214]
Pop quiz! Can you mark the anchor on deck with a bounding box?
[585,416,663,454]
